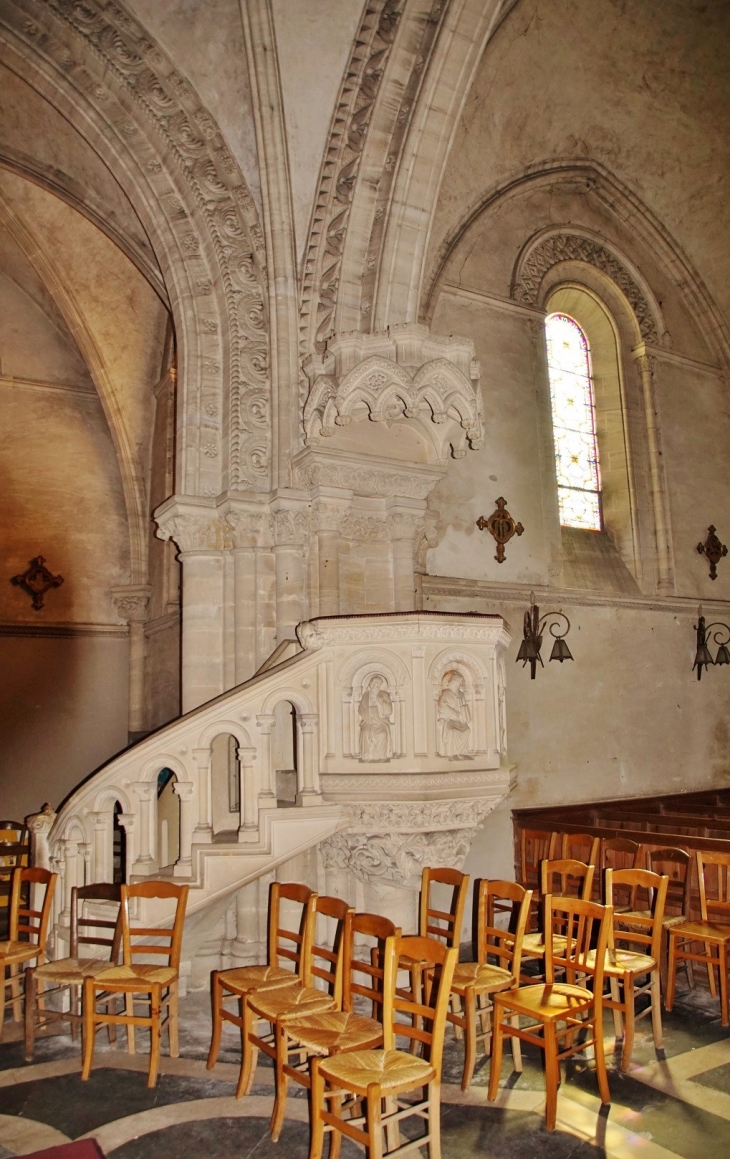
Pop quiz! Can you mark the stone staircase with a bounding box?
[30,612,513,986]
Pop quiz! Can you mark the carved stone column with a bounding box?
[227,508,273,682]
[387,510,424,612]
[237,746,259,838]
[117,814,136,883]
[633,348,674,594]
[173,782,195,876]
[155,503,233,712]
[61,839,79,921]
[314,496,350,616]
[112,586,152,737]
[273,504,309,641]
[132,782,156,870]
[92,812,110,883]
[297,713,321,805]
[256,714,277,803]
[192,749,213,843]
[25,803,56,870]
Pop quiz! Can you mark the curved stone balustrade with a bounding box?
[43,612,513,977]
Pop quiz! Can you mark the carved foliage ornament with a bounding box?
[12,557,63,610]
[513,233,659,343]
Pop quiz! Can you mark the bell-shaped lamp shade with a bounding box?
[715,643,730,666]
[549,636,573,663]
[694,643,714,670]
[517,637,537,663]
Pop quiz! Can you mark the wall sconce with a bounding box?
[693,605,730,680]
[516,592,573,679]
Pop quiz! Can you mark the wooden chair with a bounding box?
[448,879,532,1091]
[238,895,351,1099]
[518,828,558,892]
[309,933,458,1159]
[0,822,29,939]
[207,882,316,1070]
[81,880,189,1087]
[666,850,730,1025]
[400,866,469,1005]
[25,882,122,1060]
[599,839,640,899]
[520,859,595,976]
[638,847,692,992]
[597,867,668,1071]
[560,832,600,868]
[488,895,613,1131]
[0,867,57,1037]
[269,911,399,1141]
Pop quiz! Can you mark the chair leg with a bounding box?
[706,943,717,997]
[609,975,623,1041]
[428,1080,442,1159]
[365,1082,383,1159]
[593,1006,611,1107]
[148,986,161,1089]
[650,969,664,1052]
[236,997,258,1098]
[168,982,179,1058]
[308,1058,326,1159]
[24,967,36,1062]
[487,1005,505,1102]
[544,1022,560,1131]
[81,978,95,1081]
[207,972,223,1069]
[621,975,635,1073]
[719,945,729,1028]
[126,992,136,1053]
[510,1013,523,1072]
[270,1020,289,1142]
[665,934,677,1011]
[10,964,21,1022]
[461,987,477,1092]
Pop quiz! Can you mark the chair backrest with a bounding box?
[540,859,594,901]
[476,879,532,981]
[267,881,316,978]
[601,838,639,873]
[643,847,691,918]
[120,881,189,972]
[302,894,352,1005]
[544,895,613,991]
[343,912,400,1014]
[696,850,730,923]
[9,867,57,949]
[560,832,600,867]
[606,868,668,961]
[418,866,469,950]
[71,883,123,962]
[519,828,557,885]
[382,933,457,1074]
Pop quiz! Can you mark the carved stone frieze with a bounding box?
[293,452,441,500]
[340,514,390,542]
[156,514,234,553]
[273,509,311,547]
[512,231,659,343]
[344,798,497,833]
[319,827,474,889]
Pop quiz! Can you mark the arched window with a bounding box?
[545,313,602,531]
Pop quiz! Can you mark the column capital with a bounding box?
[133,781,156,801]
[172,781,195,803]
[111,585,152,624]
[116,813,136,832]
[256,713,276,734]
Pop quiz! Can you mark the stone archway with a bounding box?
[0,0,269,498]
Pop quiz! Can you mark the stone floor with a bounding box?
[0,980,728,1158]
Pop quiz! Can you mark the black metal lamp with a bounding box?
[517,593,573,679]
[693,606,730,680]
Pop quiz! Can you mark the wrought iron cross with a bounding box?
[476,497,524,564]
[12,556,64,610]
[697,526,728,581]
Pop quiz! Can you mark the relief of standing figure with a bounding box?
[358,674,394,761]
[437,671,472,759]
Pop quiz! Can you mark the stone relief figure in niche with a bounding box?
[358,675,394,761]
[437,671,472,760]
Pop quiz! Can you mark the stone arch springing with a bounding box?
[0,0,270,497]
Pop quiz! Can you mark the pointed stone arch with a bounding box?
[0,0,270,498]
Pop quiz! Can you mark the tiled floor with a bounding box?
[0,982,728,1158]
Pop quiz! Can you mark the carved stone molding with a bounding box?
[156,513,234,554]
[512,231,659,343]
[345,798,497,833]
[292,450,442,501]
[4,0,269,492]
[340,514,389,542]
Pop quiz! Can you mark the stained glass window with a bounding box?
[545,313,602,530]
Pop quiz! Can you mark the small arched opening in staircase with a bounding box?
[211,733,241,838]
[157,768,180,870]
[112,801,127,884]
[273,701,298,806]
